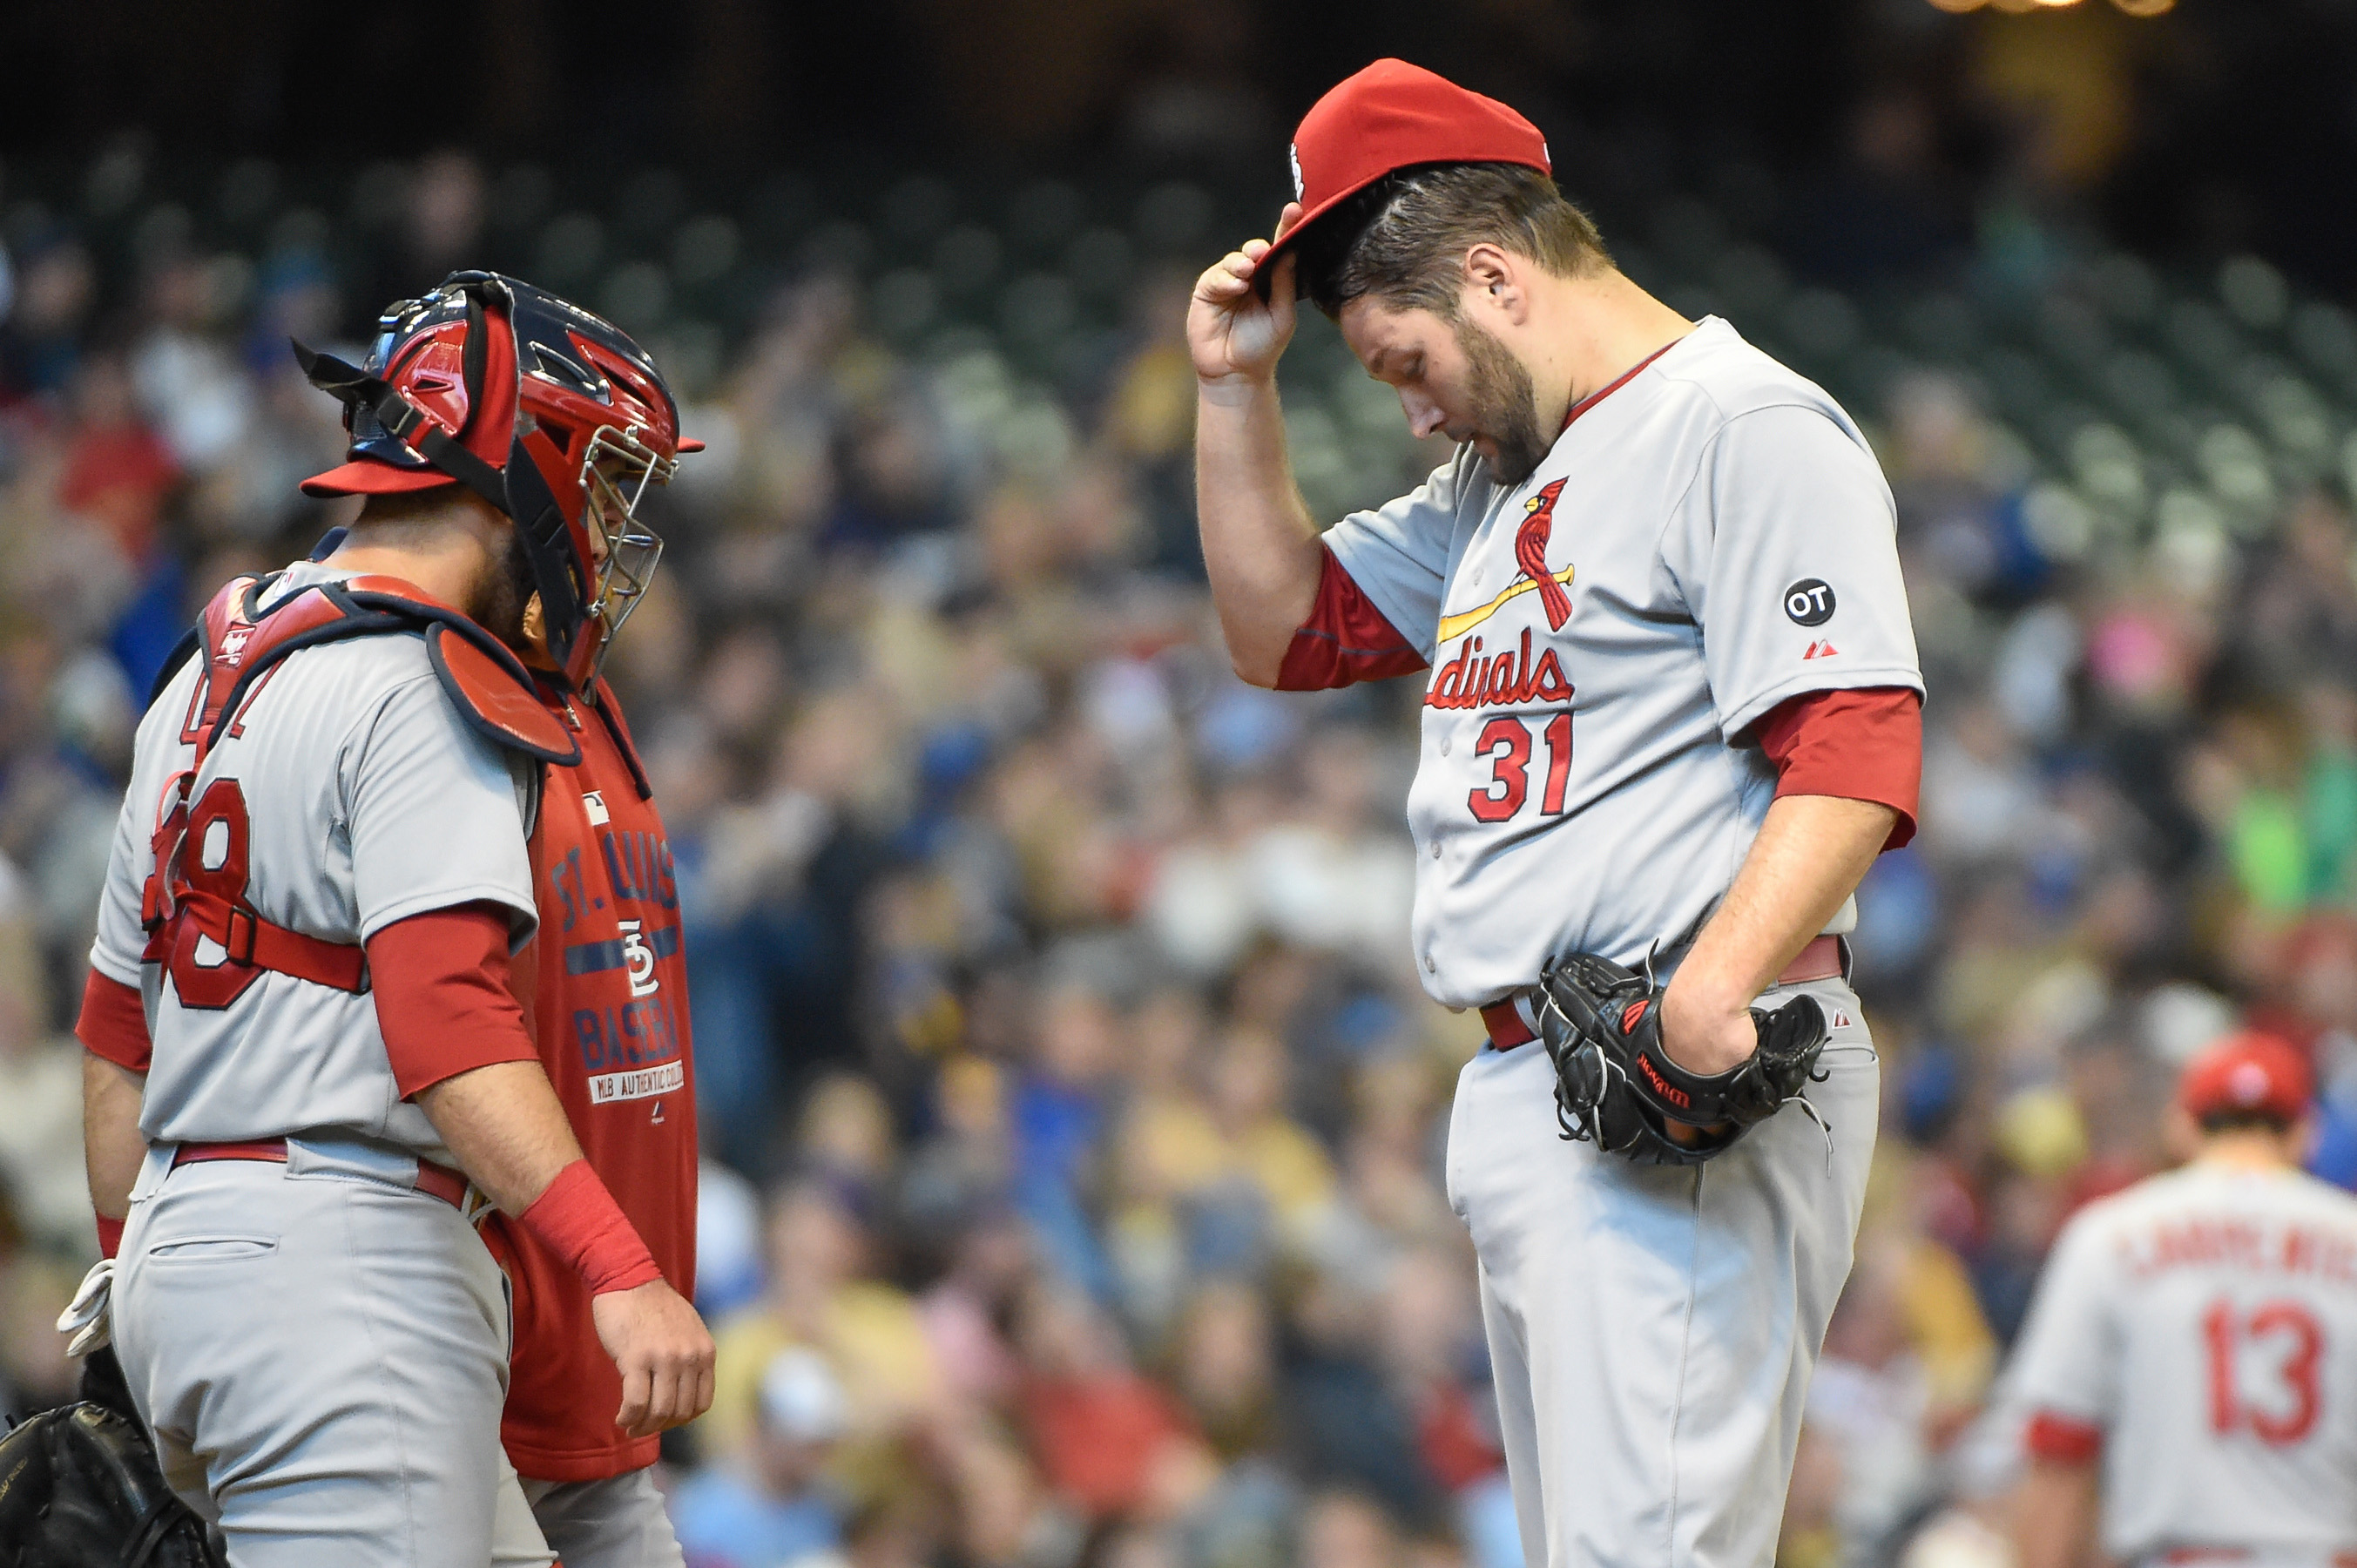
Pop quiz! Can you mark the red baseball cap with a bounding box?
[1260,58,1552,287]
[2178,1031,2313,1125]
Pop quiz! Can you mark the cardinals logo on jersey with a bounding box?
[618,918,660,998]
[1437,478,1577,644]
[1514,479,1575,630]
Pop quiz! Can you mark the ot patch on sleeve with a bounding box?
[1783,578,1836,626]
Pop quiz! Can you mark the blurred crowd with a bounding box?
[2,142,2356,1568]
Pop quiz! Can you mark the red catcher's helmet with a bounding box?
[294,271,702,689]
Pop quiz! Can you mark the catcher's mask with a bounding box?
[294,271,699,689]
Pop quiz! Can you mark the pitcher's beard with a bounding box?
[1455,314,1549,486]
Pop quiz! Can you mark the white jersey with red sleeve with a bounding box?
[86,561,541,1164]
[2008,1163,2357,1564]
[1314,316,1922,1006]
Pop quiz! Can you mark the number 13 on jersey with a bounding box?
[1469,711,1572,823]
[2204,1296,2323,1445]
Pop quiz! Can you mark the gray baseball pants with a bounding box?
[492,1468,686,1568]
[1444,974,1880,1568]
[112,1134,523,1567]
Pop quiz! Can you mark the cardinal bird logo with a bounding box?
[1434,476,1578,644]
[1515,478,1575,630]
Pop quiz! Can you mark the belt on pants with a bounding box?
[170,1139,479,1214]
[1480,934,1847,1051]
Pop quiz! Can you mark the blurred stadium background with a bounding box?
[3,2,2357,1565]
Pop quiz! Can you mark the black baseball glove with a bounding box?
[1533,950,1831,1166]
[0,1348,220,1568]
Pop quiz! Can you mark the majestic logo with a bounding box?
[1802,640,1840,660]
[1784,578,1835,626]
[1437,477,1577,643]
[1425,628,1572,711]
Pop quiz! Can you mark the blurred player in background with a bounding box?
[293,272,706,1568]
[2008,1031,2357,1568]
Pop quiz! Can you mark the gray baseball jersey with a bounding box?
[2009,1164,2357,1562]
[89,561,539,1164]
[1323,316,1921,1007]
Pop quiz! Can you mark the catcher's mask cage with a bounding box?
[294,270,697,690]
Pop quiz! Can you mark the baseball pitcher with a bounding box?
[71,272,713,1565]
[1190,60,1924,1568]
[2009,1031,2357,1568]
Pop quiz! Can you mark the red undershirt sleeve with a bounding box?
[366,903,542,1098]
[76,970,152,1073]
[2023,1409,2104,1465]
[1273,545,1431,691]
[1752,686,1922,850]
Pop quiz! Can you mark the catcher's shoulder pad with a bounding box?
[190,573,580,767]
[338,576,580,767]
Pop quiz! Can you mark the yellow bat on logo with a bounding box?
[1437,564,1577,645]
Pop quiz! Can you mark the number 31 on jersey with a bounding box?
[1469,711,1572,823]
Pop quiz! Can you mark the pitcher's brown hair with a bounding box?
[1293,162,1611,320]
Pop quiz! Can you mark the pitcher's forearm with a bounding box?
[1684,795,1891,1003]
[1659,794,1894,1073]
[1196,375,1324,685]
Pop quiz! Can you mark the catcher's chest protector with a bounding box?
[138,571,578,1002]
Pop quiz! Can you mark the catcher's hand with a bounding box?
[1534,950,1831,1166]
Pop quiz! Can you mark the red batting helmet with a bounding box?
[294,271,700,689]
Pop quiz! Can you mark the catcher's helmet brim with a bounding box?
[299,457,460,498]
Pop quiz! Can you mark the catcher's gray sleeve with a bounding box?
[341,673,538,948]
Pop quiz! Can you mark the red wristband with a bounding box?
[96,1214,125,1260]
[517,1159,662,1296]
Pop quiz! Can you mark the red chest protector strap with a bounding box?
[140,571,580,997]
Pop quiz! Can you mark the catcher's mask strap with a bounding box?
[289,338,512,517]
